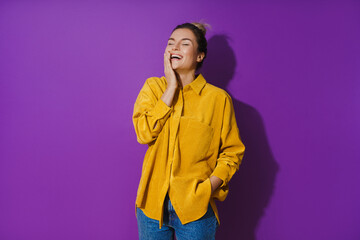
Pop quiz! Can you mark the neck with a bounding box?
[175,70,197,88]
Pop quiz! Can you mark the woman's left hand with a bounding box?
[209,176,223,194]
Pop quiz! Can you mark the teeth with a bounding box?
[171,54,182,59]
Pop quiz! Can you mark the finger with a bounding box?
[164,51,170,62]
[165,54,171,69]
[164,53,169,68]
[166,51,173,67]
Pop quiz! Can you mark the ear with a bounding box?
[196,52,205,63]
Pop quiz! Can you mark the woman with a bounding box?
[133,22,245,240]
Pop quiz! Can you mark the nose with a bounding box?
[172,42,180,51]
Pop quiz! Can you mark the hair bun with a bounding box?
[191,21,211,36]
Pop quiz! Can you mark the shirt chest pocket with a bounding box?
[178,117,214,166]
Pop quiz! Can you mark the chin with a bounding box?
[172,65,191,72]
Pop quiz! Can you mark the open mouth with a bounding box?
[170,54,183,60]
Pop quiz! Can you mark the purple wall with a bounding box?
[1,1,359,239]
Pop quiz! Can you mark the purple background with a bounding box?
[1,1,359,239]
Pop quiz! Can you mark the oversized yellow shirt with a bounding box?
[133,73,245,229]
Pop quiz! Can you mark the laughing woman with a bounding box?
[132,22,245,240]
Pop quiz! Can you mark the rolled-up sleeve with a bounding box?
[210,94,245,199]
[133,78,173,144]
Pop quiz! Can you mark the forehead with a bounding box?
[169,28,196,41]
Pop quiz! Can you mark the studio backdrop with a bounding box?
[0,1,359,239]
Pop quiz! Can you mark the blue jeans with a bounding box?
[136,193,219,240]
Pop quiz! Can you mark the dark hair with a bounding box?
[171,22,209,71]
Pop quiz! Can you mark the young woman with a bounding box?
[133,22,245,240]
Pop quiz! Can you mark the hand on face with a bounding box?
[164,50,178,89]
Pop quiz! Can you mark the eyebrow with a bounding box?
[168,38,193,43]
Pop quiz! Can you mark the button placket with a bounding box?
[170,89,183,165]
[167,89,183,222]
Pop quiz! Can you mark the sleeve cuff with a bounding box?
[150,98,173,119]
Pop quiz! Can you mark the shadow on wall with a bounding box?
[201,35,280,240]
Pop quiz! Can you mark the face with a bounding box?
[165,28,205,73]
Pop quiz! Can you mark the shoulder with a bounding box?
[204,82,233,102]
[138,76,167,97]
[144,76,167,89]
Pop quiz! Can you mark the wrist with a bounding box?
[166,84,178,91]
[209,176,224,193]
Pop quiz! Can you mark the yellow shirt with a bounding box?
[132,73,245,229]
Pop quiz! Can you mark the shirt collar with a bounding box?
[186,73,207,95]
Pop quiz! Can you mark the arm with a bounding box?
[132,51,179,144]
[152,85,177,129]
[210,94,245,198]
[149,50,180,129]
[132,78,176,144]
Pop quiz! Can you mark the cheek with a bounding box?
[183,49,197,59]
